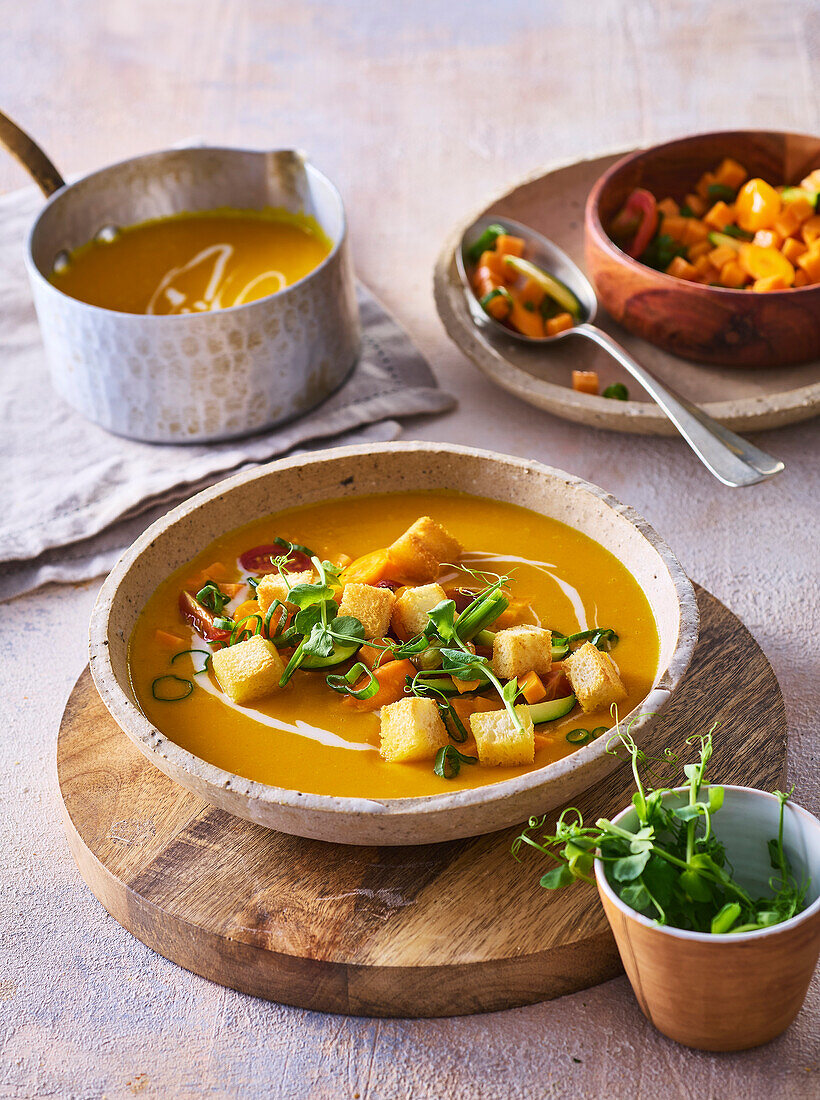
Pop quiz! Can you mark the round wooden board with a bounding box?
[433,150,820,436]
[58,587,786,1018]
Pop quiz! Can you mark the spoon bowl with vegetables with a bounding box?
[457,215,784,488]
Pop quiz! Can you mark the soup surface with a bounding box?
[50,208,332,315]
[129,492,659,799]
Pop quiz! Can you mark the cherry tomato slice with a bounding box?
[178,591,232,643]
[239,544,312,574]
[611,188,659,259]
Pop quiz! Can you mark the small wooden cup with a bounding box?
[595,786,820,1051]
[585,130,820,367]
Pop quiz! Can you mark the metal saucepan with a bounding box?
[0,111,360,443]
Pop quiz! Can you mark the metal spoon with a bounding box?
[456,215,784,488]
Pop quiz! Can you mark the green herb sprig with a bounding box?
[513,722,809,933]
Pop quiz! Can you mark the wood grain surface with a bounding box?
[57,587,786,1017]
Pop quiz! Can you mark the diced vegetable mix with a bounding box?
[150,516,628,780]
[467,224,581,340]
[609,159,820,290]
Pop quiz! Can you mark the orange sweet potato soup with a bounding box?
[129,492,659,799]
[51,207,331,315]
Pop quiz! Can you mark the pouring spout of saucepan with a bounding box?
[455,214,784,488]
[0,109,65,198]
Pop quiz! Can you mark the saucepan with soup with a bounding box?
[1,111,360,442]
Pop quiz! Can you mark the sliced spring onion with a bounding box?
[434,744,478,779]
[170,648,212,674]
[151,675,194,701]
[603,383,629,401]
[441,705,470,744]
[566,728,592,745]
[326,662,379,700]
[503,255,582,318]
[465,223,507,263]
[273,536,316,557]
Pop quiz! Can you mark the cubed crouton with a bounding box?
[256,570,313,613]
[212,635,285,704]
[391,583,447,640]
[379,697,449,762]
[338,583,395,640]
[388,516,462,582]
[492,625,552,679]
[469,705,535,767]
[564,641,627,713]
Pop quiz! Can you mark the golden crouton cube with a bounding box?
[379,697,449,762]
[211,635,285,704]
[388,516,462,582]
[338,583,395,640]
[256,570,313,613]
[469,705,535,767]
[491,625,552,679]
[391,582,447,640]
[564,641,627,713]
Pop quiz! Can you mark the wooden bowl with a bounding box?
[585,130,820,367]
[596,786,820,1051]
[88,441,698,846]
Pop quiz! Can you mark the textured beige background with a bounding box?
[1,1,819,1097]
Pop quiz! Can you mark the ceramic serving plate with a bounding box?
[88,442,698,845]
[434,149,820,435]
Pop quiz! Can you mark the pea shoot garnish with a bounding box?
[513,723,810,934]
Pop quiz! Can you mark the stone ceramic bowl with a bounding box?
[88,442,699,845]
[25,146,360,442]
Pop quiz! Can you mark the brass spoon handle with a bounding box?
[0,110,65,197]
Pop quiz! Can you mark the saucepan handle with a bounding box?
[0,109,65,197]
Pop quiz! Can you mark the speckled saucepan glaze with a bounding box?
[25,146,360,442]
[89,442,699,845]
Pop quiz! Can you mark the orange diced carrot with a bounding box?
[801,216,820,246]
[202,562,228,581]
[684,193,706,217]
[704,201,735,230]
[782,237,807,263]
[507,288,545,339]
[233,599,262,622]
[719,260,747,288]
[793,270,809,287]
[478,250,507,281]
[797,244,820,282]
[781,194,814,225]
[221,583,245,598]
[774,206,801,239]
[518,671,547,704]
[661,215,689,242]
[713,158,748,191]
[657,197,679,217]
[342,659,416,712]
[708,244,737,270]
[340,548,395,586]
[533,733,552,752]
[495,234,525,257]
[666,256,698,281]
[455,677,483,694]
[572,370,599,395]
[688,240,711,261]
[546,312,574,337]
[684,218,710,244]
[155,629,185,648]
[695,171,717,200]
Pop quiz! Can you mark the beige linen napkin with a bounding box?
[0,187,455,600]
